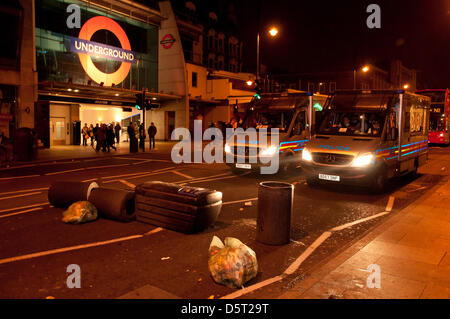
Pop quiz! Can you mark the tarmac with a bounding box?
[279,155,450,299]
[4,142,450,299]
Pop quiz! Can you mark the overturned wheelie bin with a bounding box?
[48,181,99,208]
[134,181,222,234]
[88,187,136,222]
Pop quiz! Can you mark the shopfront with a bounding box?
[35,0,161,147]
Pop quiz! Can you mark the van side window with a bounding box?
[292,111,306,136]
[407,95,427,135]
[386,111,398,140]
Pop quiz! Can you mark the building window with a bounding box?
[192,72,198,88]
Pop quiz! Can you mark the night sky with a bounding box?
[235,0,450,89]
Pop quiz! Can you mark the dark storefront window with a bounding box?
[0,0,23,69]
[35,0,158,91]
[0,85,16,140]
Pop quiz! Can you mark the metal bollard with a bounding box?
[256,181,294,245]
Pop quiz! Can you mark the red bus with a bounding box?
[415,89,450,144]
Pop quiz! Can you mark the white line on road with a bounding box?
[0,207,44,219]
[0,228,164,265]
[0,202,49,214]
[0,175,40,181]
[385,196,395,212]
[222,197,258,205]
[0,192,42,201]
[119,180,136,188]
[220,276,284,299]
[179,172,251,185]
[171,171,193,179]
[0,187,49,196]
[330,212,390,232]
[283,231,333,275]
[45,168,85,175]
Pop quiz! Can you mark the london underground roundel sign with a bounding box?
[160,34,175,49]
[74,16,135,87]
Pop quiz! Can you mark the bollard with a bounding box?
[48,181,99,208]
[256,181,294,245]
[88,187,136,222]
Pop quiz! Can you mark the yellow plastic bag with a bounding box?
[62,201,98,224]
[208,236,258,288]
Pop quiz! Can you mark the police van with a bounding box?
[301,89,430,191]
[224,91,327,174]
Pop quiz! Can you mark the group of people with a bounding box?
[126,122,157,153]
[82,121,158,153]
[82,122,121,152]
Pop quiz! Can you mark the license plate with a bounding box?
[236,163,251,169]
[319,174,340,182]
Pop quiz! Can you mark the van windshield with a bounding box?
[244,110,294,132]
[318,111,385,137]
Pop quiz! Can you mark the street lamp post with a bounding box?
[353,65,370,89]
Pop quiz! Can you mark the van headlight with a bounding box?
[352,153,374,167]
[224,143,231,153]
[260,146,277,156]
[302,148,312,162]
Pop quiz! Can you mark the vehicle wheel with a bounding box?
[372,166,388,193]
[411,159,419,178]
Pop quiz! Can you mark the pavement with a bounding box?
[279,151,450,299]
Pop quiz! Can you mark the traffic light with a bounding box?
[135,93,144,110]
[255,79,263,95]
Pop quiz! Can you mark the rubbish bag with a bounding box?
[62,201,98,224]
[208,236,258,288]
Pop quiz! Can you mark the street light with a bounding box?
[353,65,370,89]
[403,84,409,89]
[257,26,279,81]
[268,27,279,37]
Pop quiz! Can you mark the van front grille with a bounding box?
[312,152,354,165]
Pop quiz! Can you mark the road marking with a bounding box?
[0,202,49,214]
[330,212,390,232]
[385,196,395,212]
[0,192,42,201]
[87,164,131,170]
[0,175,40,181]
[0,187,49,196]
[179,172,251,185]
[82,178,98,182]
[171,171,193,179]
[220,276,283,299]
[0,228,163,265]
[0,207,43,219]
[283,231,333,275]
[223,197,258,205]
[143,227,164,236]
[119,180,136,188]
[45,168,85,175]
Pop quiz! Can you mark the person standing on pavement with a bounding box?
[106,125,116,152]
[139,123,146,152]
[148,122,157,150]
[82,123,89,146]
[127,122,137,153]
[89,124,94,147]
[114,122,121,144]
[93,123,99,149]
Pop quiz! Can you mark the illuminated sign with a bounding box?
[160,34,175,49]
[74,16,135,87]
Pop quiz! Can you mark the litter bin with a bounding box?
[256,181,294,245]
[14,128,38,162]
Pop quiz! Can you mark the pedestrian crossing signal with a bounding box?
[135,93,144,110]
